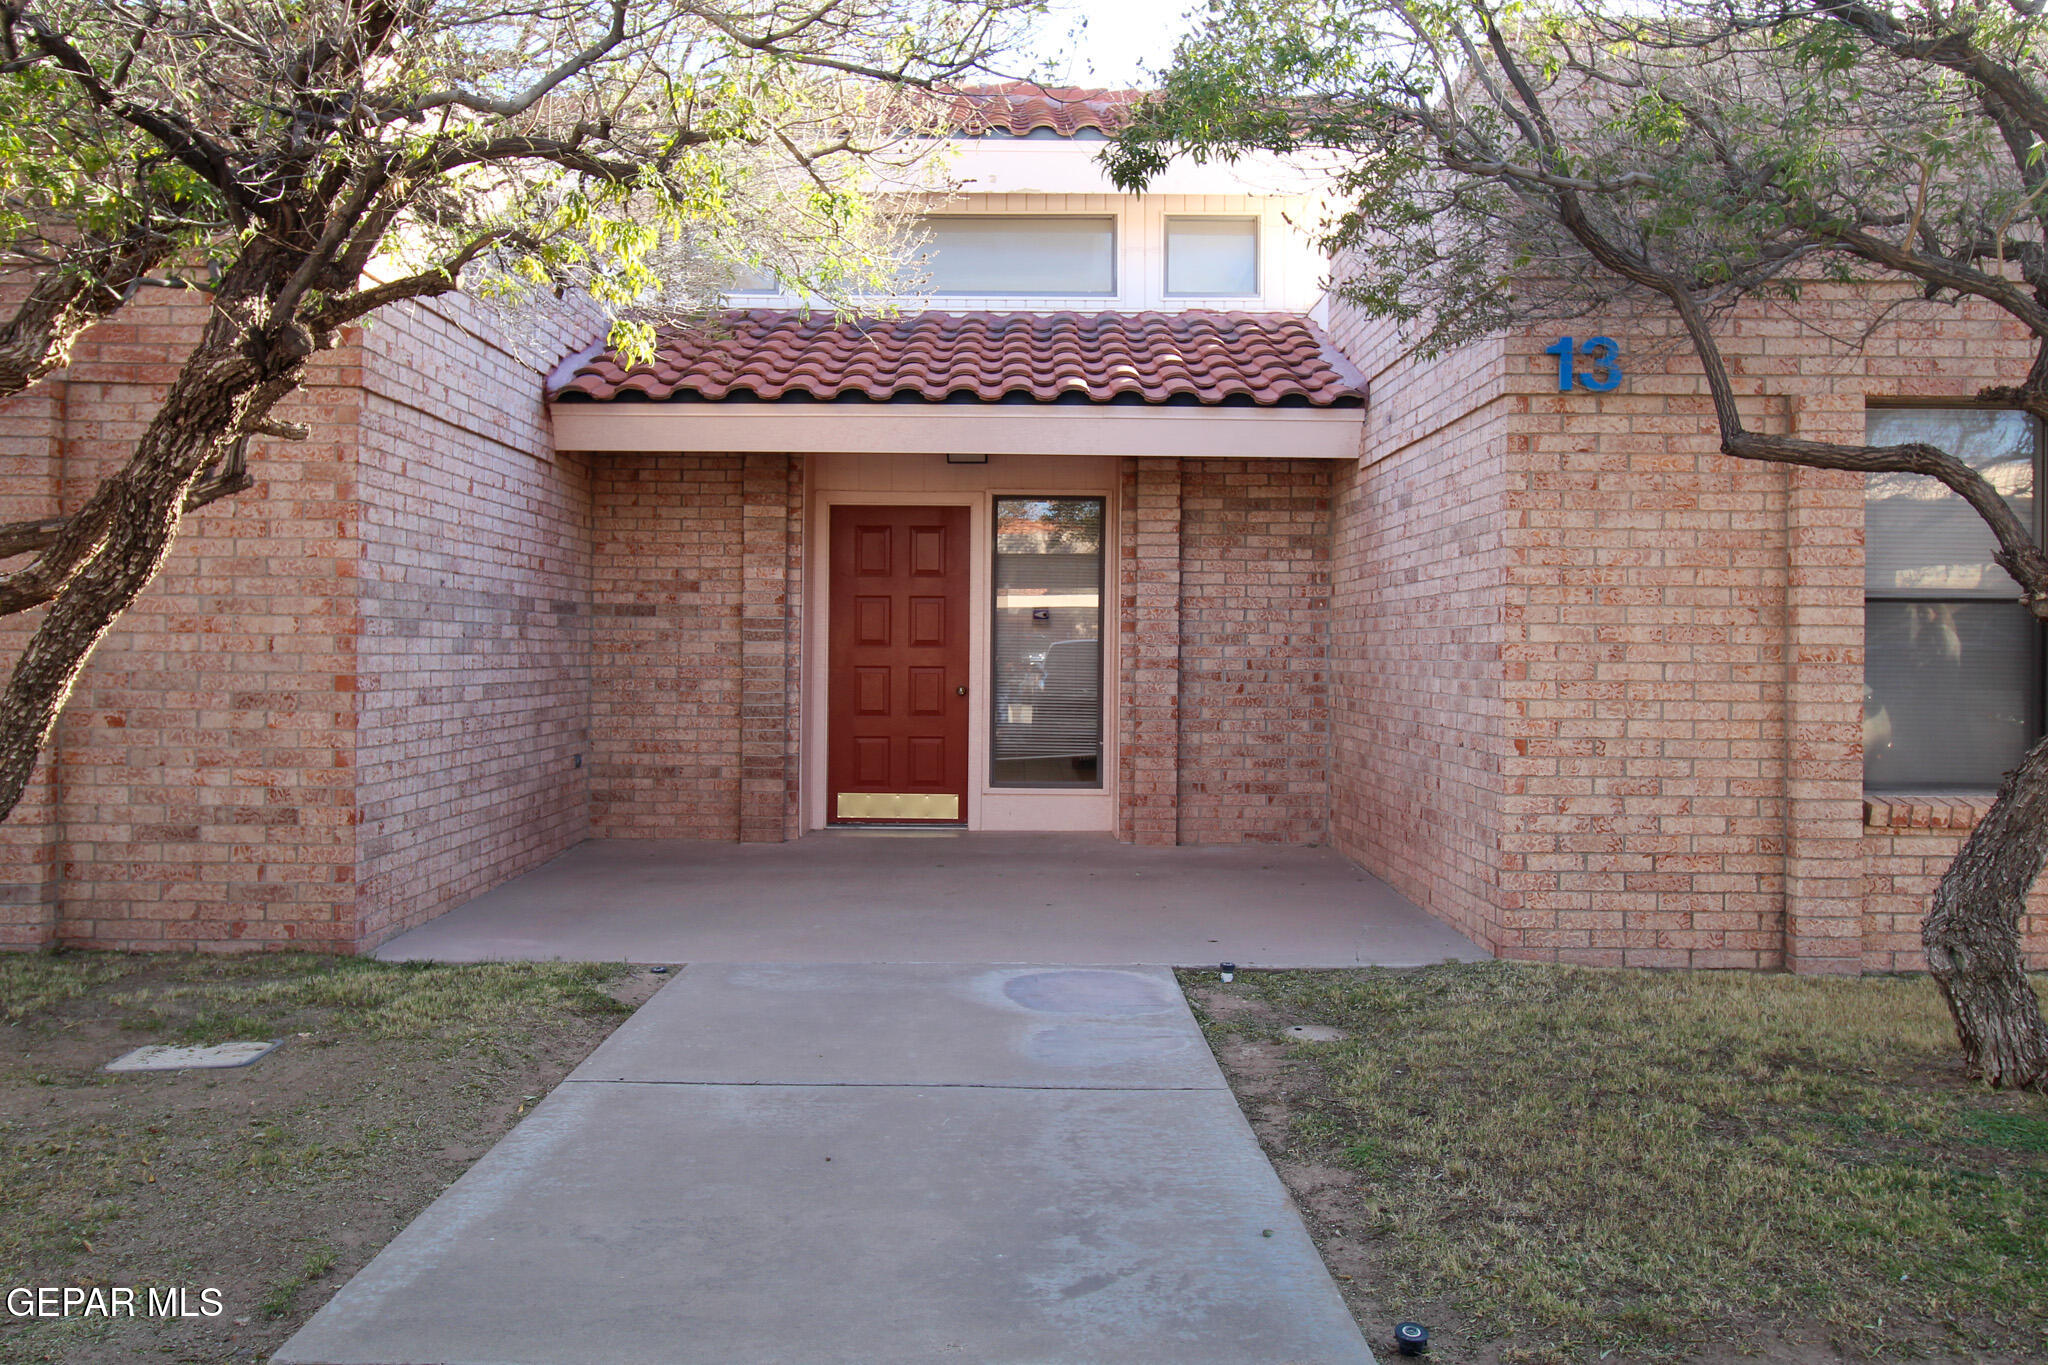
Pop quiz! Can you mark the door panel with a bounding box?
[854,597,890,644]
[909,597,947,646]
[829,505,971,824]
[856,527,891,574]
[911,527,947,575]
[908,667,947,716]
[854,668,890,715]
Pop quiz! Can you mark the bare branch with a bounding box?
[1814,1,2048,144]
[1815,223,2048,337]
[362,0,631,120]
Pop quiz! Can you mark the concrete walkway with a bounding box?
[376,834,1486,968]
[275,963,1377,1365]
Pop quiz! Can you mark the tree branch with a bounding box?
[0,231,176,400]
[362,0,632,121]
[1813,222,2048,338]
[0,464,256,580]
[301,232,511,330]
[1518,95,2048,614]
[1812,0,2048,143]
[20,12,264,224]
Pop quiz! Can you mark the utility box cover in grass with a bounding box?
[105,1040,283,1072]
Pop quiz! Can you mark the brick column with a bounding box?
[1781,397,1868,973]
[780,456,806,839]
[738,453,798,842]
[1119,458,1183,845]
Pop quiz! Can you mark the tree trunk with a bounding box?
[0,255,311,823]
[1924,731,2048,1091]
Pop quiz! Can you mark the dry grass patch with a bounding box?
[1183,961,2047,1363]
[1,951,646,1365]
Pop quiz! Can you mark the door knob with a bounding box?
[955,685,967,696]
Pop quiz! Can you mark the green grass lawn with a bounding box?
[1184,962,2048,1363]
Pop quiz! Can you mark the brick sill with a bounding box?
[1863,791,2000,832]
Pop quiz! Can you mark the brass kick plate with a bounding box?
[836,792,961,821]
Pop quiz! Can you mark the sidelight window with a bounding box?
[991,498,1104,787]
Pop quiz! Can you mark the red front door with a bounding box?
[828,505,971,824]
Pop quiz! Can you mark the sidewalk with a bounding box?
[274,963,1377,1364]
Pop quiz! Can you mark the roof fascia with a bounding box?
[549,402,1364,460]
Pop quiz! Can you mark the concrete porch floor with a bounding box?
[374,833,1489,967]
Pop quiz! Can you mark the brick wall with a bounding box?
[1322,308,1512,949]
[0,283,604,952]
[1117,458,1181,844]
[1177,459,1332,843]
[1326,284,2048,972]
[1862,796,2048,971]
[39,289,364,950]
[352,294,594,949]
[1118,456,1332,845]
[588,452,802,840]
[1494,326,1794,969]
[738,454,804,842]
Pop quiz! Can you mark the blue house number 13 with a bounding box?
[1544,336,1623,392]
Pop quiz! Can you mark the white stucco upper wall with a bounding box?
[717,137,1339,317]
[898,136,1329,198]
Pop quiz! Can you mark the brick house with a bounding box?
[1,85,2043,971]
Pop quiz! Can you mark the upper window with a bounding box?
[914,216,1116,296]
[1864,407,2044,788]
[1164,217,1259,297]
[724,262,779,294]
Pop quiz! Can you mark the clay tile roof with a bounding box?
[939,83,1149,136]
[548,311,1369,409]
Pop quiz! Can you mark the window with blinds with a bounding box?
[915,217,1116,296]
[992,498,1104,787]
[1864,407,2043,788]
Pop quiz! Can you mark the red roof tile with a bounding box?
[549,311,1368,408]
[940,84,1148,137]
